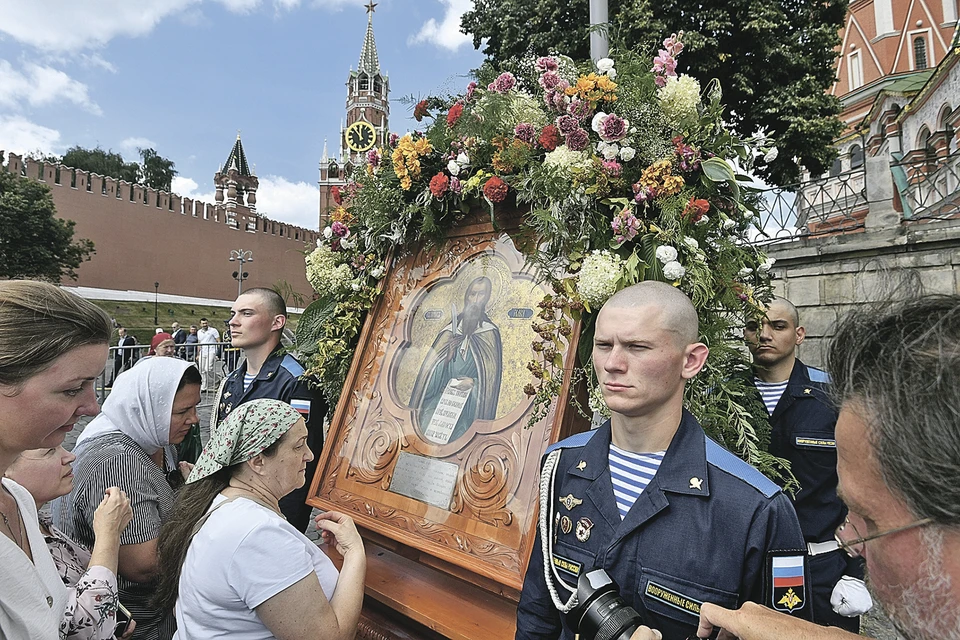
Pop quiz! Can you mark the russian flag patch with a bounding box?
[770,554,805,612]
[290,398,311,420]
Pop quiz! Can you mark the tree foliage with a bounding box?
[461,0,847,185]
[0,171,95,281]
[58,145,177,192]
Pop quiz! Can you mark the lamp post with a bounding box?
[153,282,160,326]
[229,249,254,297]
[589,0,609,62]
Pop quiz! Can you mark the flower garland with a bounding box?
[298,34,790,484]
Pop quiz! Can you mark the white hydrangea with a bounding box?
[658,74,701,123]
[619,146,636,162]
[306,245,354,294]
[544,145,591,170]
[663,261,686,280]
[683,237,699,251]
[576,250,624,308]
[655,245,678,264]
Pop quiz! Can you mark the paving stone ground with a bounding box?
[65,387,897,636]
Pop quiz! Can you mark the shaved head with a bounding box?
[602,281,699,345]
[766,296,800,327]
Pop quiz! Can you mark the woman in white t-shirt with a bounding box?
[154,399,365,640]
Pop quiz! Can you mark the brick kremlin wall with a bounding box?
[3,153,318,301]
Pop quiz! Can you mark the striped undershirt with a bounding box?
[608,443,665,520]
[754,378,789,415]
[244,372,256,390]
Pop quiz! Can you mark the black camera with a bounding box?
[567,569,645,640]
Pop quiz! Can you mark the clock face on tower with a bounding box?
[346,120,376,152]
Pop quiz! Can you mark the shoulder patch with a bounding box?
[546,429,596,455]
[806,366,831,384]
[280,354,305,377]
[705,438,780,499]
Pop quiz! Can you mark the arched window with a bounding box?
[358,74,369,92]
[939,104,955,155]
[373,77,383,94]
[914,36,928,70]
[850,144,864,169]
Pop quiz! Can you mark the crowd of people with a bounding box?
[0,277,956,640]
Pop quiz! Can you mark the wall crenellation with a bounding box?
[3,152,318,245]
[1,150,318,301]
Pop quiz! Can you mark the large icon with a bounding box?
[346,120,376,152]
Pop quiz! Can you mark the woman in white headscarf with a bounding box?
[53,357,202,640]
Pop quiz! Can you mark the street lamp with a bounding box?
[229,249,254,296]
[154,282,159,326]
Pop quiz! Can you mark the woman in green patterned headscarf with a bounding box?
[154,399,365,639]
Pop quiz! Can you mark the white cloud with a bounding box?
[171,176,216,202]
[255,175,319,229]
[120,137,158,152]
[409,0,473,51]
[0,60,102,114]
[0,0,198,52]
[214,0,261,13]
[0,115,61,156]
[170,174,316,229]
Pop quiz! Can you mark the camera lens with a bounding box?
[569,569,644,640]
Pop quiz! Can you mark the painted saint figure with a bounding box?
[410,276,503,444]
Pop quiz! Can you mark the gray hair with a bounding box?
[828,295,960,526]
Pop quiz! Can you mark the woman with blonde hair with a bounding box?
[0,280,118,639]
[155,399,366,639]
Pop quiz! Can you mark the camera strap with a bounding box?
[539,448,579,613]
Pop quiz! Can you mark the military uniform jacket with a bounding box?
[758,359,863,592]
[217,347,327,454]
[516,411,811,640]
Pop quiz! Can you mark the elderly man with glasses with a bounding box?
[694,295,960,640]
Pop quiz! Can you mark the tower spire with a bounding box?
[358,1,380,75]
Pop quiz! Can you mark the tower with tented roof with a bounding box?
[215,133,259,229]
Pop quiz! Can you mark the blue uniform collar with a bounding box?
[568,410,711,497]
[228,345,285,393]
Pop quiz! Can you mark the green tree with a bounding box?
[57,145,177,192]
[61,146,139,184]
[461,0,847,185]
[0,171,95,281]
[138,147,177,192]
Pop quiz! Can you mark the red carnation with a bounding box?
[683,197,710,223]
[331,185,342,205]
[483,176,509,203]
[414,99,430,122]
[538,124,561,152]
[429,172,450,198]
[447,102,464,128]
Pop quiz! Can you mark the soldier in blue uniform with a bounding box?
[215,287,328,532]
[745,297,869,631]
[516,282,811,640]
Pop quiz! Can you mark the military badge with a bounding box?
[559,494,583,511]
[770,554,806,613]
[575,517,593,542]
[560,515,573,535]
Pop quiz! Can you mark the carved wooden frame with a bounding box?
[307,215,584,592]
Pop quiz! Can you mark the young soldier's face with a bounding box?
[229,293,282,349]
[744,301,803,368]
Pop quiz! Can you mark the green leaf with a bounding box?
[702,157,736,183]
[638,234,664,282]
[577,313,596,370]
[296,297,339,352]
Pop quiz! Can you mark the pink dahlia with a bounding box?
[514,123,536,144]
[535,56,559,72]
[556,115,580,134]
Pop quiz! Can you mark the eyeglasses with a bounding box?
[835,513,935,558]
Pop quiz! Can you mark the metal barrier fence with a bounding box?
[892,151,960,222]
[97,342,242,402]
[751,168,868,245]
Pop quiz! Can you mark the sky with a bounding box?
[0,0,485,230]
